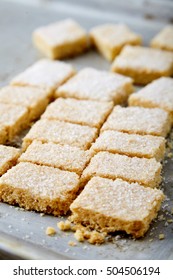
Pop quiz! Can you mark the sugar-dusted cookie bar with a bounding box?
[33,19,88,59]
[11,59,75,96]
[70,177,164,238]
[0,125,7,144]
[0,145,20,176]
[55,68,133,103]
[0,103,29,141]
[129,77,173,121]
[102,106,171,137]
[0,86,49,122]
[22,119,98,151]
[19,140,91,175]
[111,45,173,85]
[150,25,173,52]
[91,130,165,161]
[42,98,113,128]
[0,162,80,215]
[90,23,142,61]
[81,151,162,188]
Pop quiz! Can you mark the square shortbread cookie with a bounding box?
[0,103,29,141]
[91,130,165,161]
[81,151,162,188]
[41,98,113,128]
[111,45,173,85]
[90,23,142,61]
[0,162,80,215]
[19,140,91,175]
[0,125,7,144]
[150,25,173,52]
[55,68,133,103]
[128,77,173,121]
[70,177,164,238]
[101,106,171,137]
[0,86,50,122]
[0,145,20,176]
[22,119,98,151]
[33,19,88,59]
[11,59,75,96]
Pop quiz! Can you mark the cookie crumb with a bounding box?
[68,241,76,247]
[40,213,45,217]
[57,220,71,231]
[88,231,106,244]
[167,219,173,223]
[74,229,85,242]
[159,233,165,240]
[45,226,56,236]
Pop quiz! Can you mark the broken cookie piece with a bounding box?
[70,177,164,238]
[0,145,20,176]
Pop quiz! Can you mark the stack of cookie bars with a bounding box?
[0,19,173,242]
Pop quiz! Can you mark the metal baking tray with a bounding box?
[0,0,173,260]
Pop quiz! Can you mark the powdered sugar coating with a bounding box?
[112,45,173,72]
[0,145,20,175]
[82,151,162,188]
[42,98,113,127]
[0,86,49,108]
[102,106,171,137]
[0,162,79,199]
[0,103,28,126]
[23,119,98,150]
[92,130,165,161]
[151,25,173,52]
[71,177,164,221]
[129,77,173,116]
[56,68,133,103]
[33,19,87,47]
[11,59,75,94]
[19,140,91,174]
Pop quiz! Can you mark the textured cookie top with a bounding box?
[70,177,164,221]
[11,59,75,92]
[23,119,98,150]
[151,25,173,51]
[42,98,113,127]
[0,145,20,165]
[112,45,173,72]
[0,103,28,126]
[90,24,141,48]
[102,105,171,137]
[82,151,161,187]
[19,140,91,174]
[33,19,87,46]
[0,86,49,108]
[92,130,165,160]
[0,162,79,199]
[56,68,133,102]
[129,77,173,112]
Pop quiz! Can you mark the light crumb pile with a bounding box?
[46,227,56,236]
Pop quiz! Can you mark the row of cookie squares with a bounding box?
[55,67,134,104]
[101,105,172,137]
[33,19,142,60]
[128,77,173,122]
[70,176,164,238]
[90,24,173,61]
[0,161,81,216]
[111,45,173,85]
